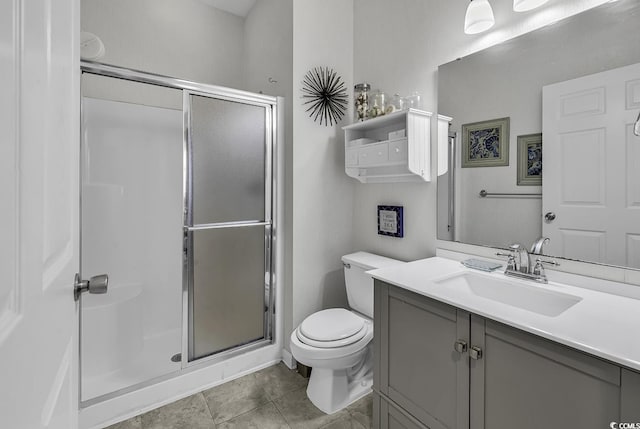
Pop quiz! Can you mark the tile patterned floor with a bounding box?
[106,363,373,429]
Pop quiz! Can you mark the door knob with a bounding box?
[544,212,556,222]
[74,273,108,301]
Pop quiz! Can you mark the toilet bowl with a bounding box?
[290,252,404,414]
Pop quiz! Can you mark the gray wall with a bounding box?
[289,0,354,351]
[82,0,245,88]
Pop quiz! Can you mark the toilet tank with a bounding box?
[342,252,404,318]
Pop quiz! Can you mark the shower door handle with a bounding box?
[74,273,109,301]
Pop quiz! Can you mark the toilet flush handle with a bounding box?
[343,262,351,269]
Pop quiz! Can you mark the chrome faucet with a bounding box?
[510,243,531,274]
[496,241,558,283]
[530,237,550,255]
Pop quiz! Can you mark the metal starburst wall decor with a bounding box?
[301,66,348,127]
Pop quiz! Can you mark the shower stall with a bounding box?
[78,62,282,421]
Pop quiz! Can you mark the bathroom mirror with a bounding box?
[437,0,640,269]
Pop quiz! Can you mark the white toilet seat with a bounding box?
[296,325,366,348]
[290,317,373,363]
[297,308,367,348]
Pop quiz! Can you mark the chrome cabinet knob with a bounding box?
[544,212,556,222]
[454,340,468,354]
[470,346,483,360]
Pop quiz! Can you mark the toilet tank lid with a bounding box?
[342,252,405,270]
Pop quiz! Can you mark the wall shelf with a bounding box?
[342,108,433,183]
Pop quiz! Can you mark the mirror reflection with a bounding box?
[437,0,640,269]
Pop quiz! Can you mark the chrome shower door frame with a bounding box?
[79,61,279,405]
[182,88,277,367]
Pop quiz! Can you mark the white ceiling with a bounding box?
[197,0,257,17]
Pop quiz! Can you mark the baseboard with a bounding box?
[281,348,296,369]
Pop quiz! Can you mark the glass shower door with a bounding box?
[186,94,274,361]
[80,75,184,403]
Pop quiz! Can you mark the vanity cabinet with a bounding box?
[342,109,432,183]
[373,283,469,429]
[373,280,640,429]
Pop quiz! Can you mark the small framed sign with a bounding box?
[378,205,404,238]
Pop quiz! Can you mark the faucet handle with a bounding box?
[533,258,545,276]
[509,243,523,251]
[496,252,517,271]
[533,258,559,279]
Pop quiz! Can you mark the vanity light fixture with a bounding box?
[513,0,549,12]
[464,0,495,34]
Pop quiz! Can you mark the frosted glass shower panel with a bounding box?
[190,95,267,224]
[191,226,268,359]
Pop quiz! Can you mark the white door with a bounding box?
[542,62,640,268]
[1,1,80,428]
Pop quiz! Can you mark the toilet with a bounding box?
[290,251,404,414]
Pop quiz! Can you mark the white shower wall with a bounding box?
[81,97,183,401]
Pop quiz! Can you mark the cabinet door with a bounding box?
[471,319,621,429]
[375,281,470,429]
[378,395,430,429]
[621,369,640,421]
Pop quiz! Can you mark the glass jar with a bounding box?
[354,83,371,121]
[386,93,404,114]
[369,90,386,118]
[405,91,422,109]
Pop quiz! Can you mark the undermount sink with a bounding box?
[433,272,582,317]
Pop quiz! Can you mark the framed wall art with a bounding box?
[461,117,510,168]
[377,205,404,238]
[517,133,542,186]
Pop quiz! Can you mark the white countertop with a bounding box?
[369,256,640,372]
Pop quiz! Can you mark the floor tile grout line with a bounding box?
[200,391,217,425]
[271,397,290,426]
[270,400,293,429]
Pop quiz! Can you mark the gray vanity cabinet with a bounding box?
[374,280,640,429]
[373,281,470,429]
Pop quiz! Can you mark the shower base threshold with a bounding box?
[81,329,181,403]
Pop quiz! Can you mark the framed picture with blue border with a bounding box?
[461,117,510,168]
[517,133,542,186]
[378,205,404,238]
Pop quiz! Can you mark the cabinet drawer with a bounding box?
[346,148,359,166]
[358,143,388,166]
[388,138,408,163]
